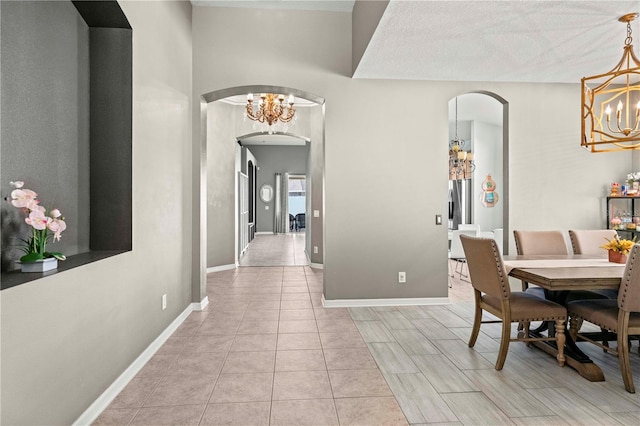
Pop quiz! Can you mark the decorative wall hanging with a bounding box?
[480,174,499,208]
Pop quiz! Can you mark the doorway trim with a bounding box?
[193,85,326,305]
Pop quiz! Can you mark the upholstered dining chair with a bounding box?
[569,229,619,301]
[566,229,621,348]
[567,243,640,393]
[513,230,569,296]
[568,229,618,258]
[460,235,567,370]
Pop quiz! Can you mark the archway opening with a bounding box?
[192,85,326,306]
[447,91,509,294]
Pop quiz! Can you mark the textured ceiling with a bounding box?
[354,0,640,83]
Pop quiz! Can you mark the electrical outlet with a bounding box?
[398,272,406,283]
[162,294,167,310]
[313,246,318,254]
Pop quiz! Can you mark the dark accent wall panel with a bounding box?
[89,28,132,250]
[72,0,131,29]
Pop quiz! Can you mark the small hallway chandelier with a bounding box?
[245,93,296,134]
[449,97,475,180]
[582,13,640,152]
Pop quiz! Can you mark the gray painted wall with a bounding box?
[249,145,309,233]
[308,105,324,264]
[0,0,90,270]
[193,6,629,302]
[207,101,238,267]
[1,1,194,423]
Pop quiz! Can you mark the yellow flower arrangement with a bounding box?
[601,235,637,254]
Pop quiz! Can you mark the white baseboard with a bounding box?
[73,303,194,425]
[206,263,236,273]
[255,231,273,235]
[194,296,209,311]
[322,294,450,308]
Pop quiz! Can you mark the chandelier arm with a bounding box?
[246,102,256,121]
[628,43,640,66]
[617,111,625,134]
[278,108,296,123]
[633,110,640,132]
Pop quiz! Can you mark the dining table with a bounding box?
[503,254,626,382]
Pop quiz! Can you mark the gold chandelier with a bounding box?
[582,13,640,152]
[449,97,475,180]
[245,93,296,134]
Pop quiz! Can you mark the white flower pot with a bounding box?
[18,258,58,273]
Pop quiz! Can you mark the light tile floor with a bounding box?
[239,233,307,267]
[94,256,640,425]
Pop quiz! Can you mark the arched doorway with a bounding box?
[447,91,509,292]
[191,86,325,306]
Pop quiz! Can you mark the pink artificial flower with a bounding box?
[10,181,24,189]
[47,218,66,241]
[10,189,38,209]
[25,210,50,230]
[50,208,62,218]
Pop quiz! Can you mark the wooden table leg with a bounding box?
[537,290,606,382]
[528,340,605,382]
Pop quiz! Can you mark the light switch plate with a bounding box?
[265,206,269,210]
[313,210,320,217]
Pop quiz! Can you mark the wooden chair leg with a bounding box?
[618,330,635,393]
[468,295,482,348]
[554,320,566,367]
[602,328,610,352]
[569,316,580,341]
[495,320,511,370]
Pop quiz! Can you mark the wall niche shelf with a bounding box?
[0,0,132,289]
